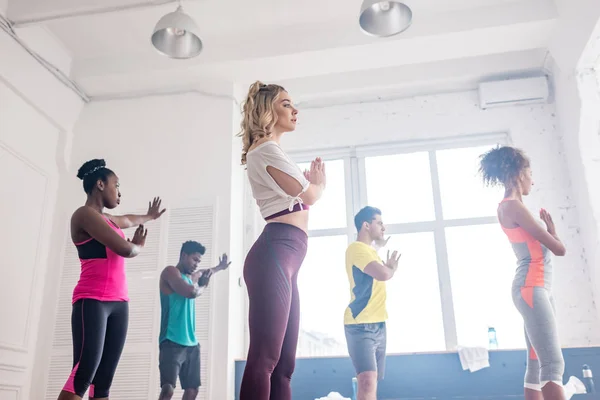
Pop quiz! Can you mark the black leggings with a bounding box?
[63,299,129,398]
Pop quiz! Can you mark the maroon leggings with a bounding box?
[239,222,308,400]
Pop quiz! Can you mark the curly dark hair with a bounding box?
[478,145,530,188]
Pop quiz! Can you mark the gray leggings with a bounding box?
[512,286,564,388]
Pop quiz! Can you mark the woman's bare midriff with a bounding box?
[267,209,309,234]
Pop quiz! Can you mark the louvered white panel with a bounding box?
[45,350,92,399]
[124,210,162,345]
[51,236,81,349]
[108,350,153,400]
[45,352,72,400]
[164,206,214,400]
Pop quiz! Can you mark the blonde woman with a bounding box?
[238,81,326,400]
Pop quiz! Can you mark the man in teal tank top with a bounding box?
[158,241,231,400]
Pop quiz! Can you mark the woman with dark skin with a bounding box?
[479,146,566,400]
[58,158,166,400]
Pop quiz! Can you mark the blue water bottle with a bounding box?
[583,364,596,393]
[488,327,498,349]
[352,377,358,400]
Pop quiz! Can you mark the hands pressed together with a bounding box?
[304,157,327,188]
[540,208,556,235]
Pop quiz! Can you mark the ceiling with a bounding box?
[4,0,558,103]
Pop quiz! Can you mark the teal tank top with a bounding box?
[159,272,197,346]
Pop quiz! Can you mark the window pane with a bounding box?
[297,235,349,357]
[382,232,446,353]
[436,145,504,219]
[446,224,525,349]
[297,159,347,231]
[365,152,435,223]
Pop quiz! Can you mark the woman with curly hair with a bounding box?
[479,146,566,400]
[238,81,326,400]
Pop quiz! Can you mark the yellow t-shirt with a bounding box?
[344,241,388,325]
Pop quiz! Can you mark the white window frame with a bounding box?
[289,132,509,351]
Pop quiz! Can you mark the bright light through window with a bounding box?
[264,136,522,358]
[381,233,446,353]
[446,223,525,349]
[365,152,435,224]
[437,146,504,219]
[297,235,349,357]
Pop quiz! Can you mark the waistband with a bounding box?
[345,322,386,328]
[262,222,308,242]
[265,202,309,220]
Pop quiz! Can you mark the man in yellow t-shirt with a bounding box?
[344,206,401,400]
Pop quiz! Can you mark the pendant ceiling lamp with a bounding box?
[151,4,202,59]
[359,0,413,38]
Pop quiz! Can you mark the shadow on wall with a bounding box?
[234,347,600,400]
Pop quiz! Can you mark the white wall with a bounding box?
[227,98,247,384]
[549,0,600,72]
[548,1,600,320]
[550,56,600,325]
[0,24,83,400]
[281,89,600,346]
[34,92,245,400]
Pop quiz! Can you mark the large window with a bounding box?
[293,134,525,357]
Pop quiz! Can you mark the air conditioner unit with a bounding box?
[478,76,549,109]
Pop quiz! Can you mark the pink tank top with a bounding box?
[71,216,129,303]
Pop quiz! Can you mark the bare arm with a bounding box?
[105,197,166,229]
[74,207,142,258]
[363,249,401,281]
[191,254,231,285]
[266,166,324,205]
[106,213,153,229]
[162,266,205,299]
[363,261,395,281]
[507,202,566,256]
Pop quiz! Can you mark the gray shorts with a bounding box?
[344,322,386,380]
[159,340,201,390]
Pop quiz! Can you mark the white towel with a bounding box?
[457,346,490,372]
[314,392,351,400]
[563,376,587,399]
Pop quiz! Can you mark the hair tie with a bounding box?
[83,165,105,177]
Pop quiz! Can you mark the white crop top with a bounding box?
[246,141,310,219]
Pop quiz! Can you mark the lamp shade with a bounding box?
[151,5,202,59]
[359,0,412,37]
